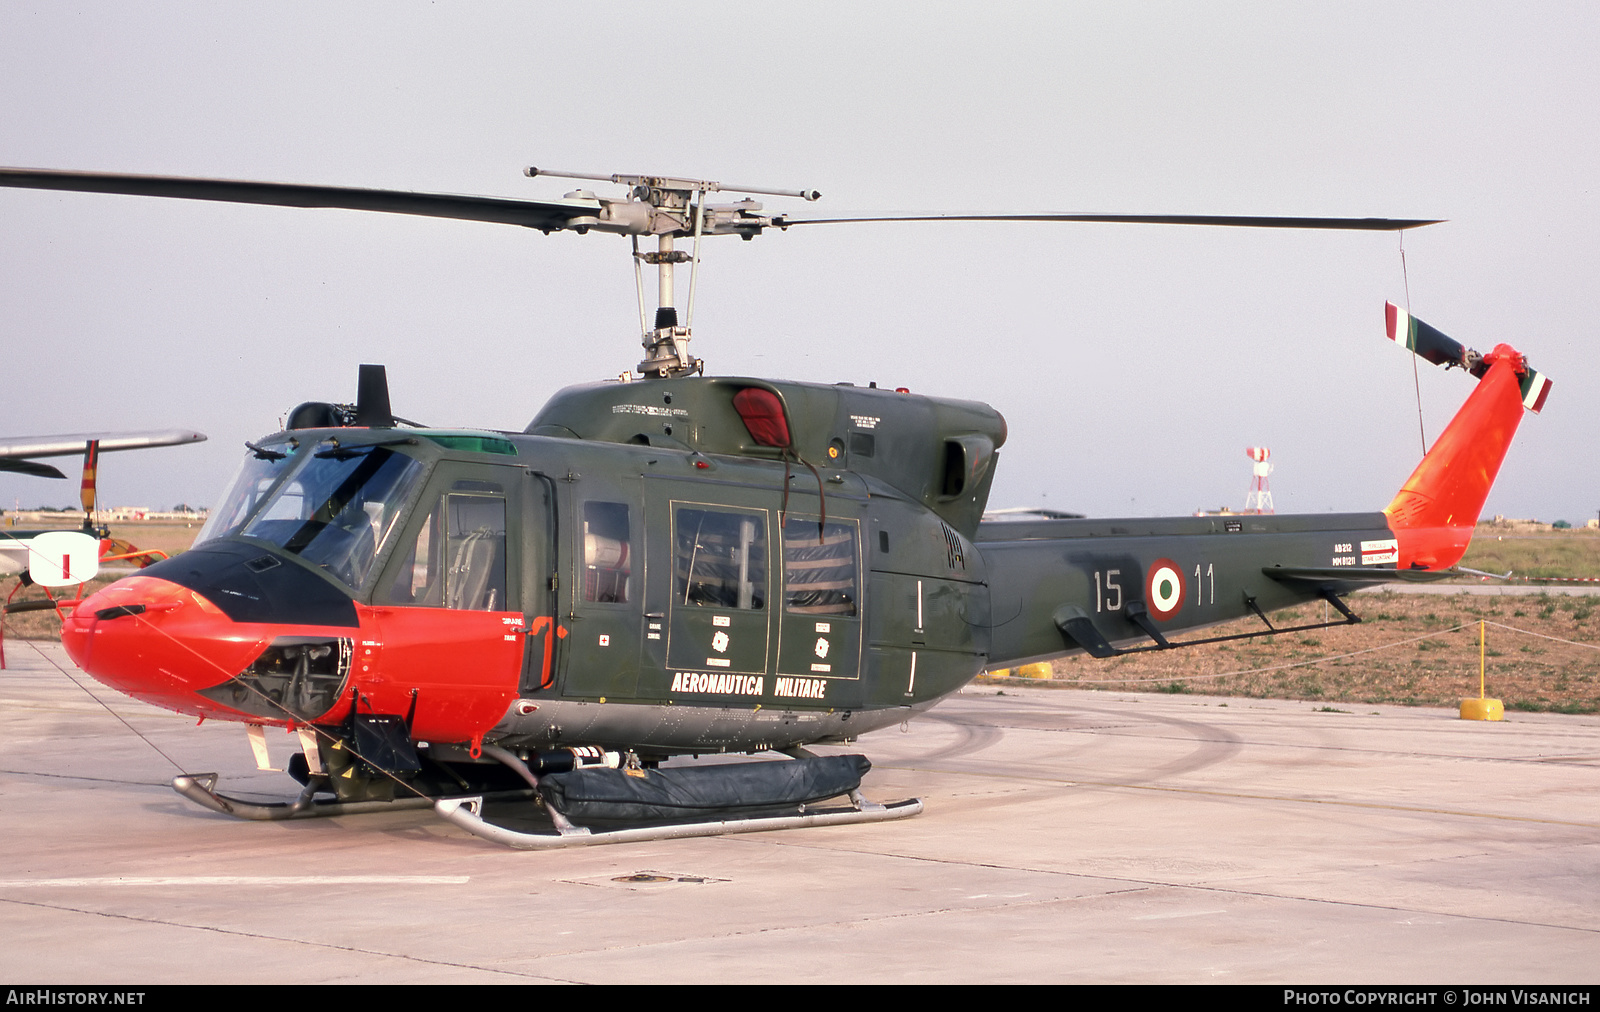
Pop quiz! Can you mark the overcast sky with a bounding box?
[1,2,1595,524]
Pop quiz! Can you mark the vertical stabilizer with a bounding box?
[1384,342,1542,569]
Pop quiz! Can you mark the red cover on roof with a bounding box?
[732,388,792,448]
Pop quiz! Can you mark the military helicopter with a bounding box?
[0,166,1551,848]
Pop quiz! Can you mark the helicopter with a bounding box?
[0,166,1551,848]
[0,430,207,574]
[1,429,207,667]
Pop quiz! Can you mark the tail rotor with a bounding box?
[1380,303,1553,569]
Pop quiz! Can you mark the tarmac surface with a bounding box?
[2,640,1597,984]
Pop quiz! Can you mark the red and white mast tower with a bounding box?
[1243,446,1274,514]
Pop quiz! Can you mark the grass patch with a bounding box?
[1045,588,1600,711]
[1508,699,1600,714]
[1459,526,1600,580]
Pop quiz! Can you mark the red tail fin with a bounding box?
[1384,344,1532,569]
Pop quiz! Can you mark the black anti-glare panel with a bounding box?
[144,541,359,627]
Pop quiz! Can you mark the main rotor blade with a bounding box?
[0,430,206,461]
[3,168,1442,235]
[0,459,68,479]
[0,168,599,232]
[777,212,1443,231]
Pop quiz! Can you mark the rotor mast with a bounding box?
[526,168,820,378]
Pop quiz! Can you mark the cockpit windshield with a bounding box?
[195,448,297,546]
[197,441,427,591]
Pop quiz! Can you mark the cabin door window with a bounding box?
[664,504,772,676]
[777,515,863,683]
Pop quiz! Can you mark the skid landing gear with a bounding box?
[431,748,922,849]
[171,772,532,821]
[171,751,922,847]
[435,791,923,850]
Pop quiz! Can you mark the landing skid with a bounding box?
[435,792,925,850]
[171,773,532,821]
[172,771,922,847]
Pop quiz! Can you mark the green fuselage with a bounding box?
[203,373,1396,758]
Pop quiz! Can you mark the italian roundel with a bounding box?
[1146,558,1185,620]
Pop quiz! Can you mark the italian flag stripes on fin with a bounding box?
[1519,368,1552,414]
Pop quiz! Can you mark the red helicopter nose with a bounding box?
[62,575,276,719]
[60,544,523,744]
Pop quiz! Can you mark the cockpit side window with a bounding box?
[379,480,508,611]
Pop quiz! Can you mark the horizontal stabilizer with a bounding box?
[1263,565,1459,586]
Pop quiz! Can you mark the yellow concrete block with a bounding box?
[1460,697,1504,721]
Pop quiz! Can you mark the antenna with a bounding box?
[1243,446,1274,514]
